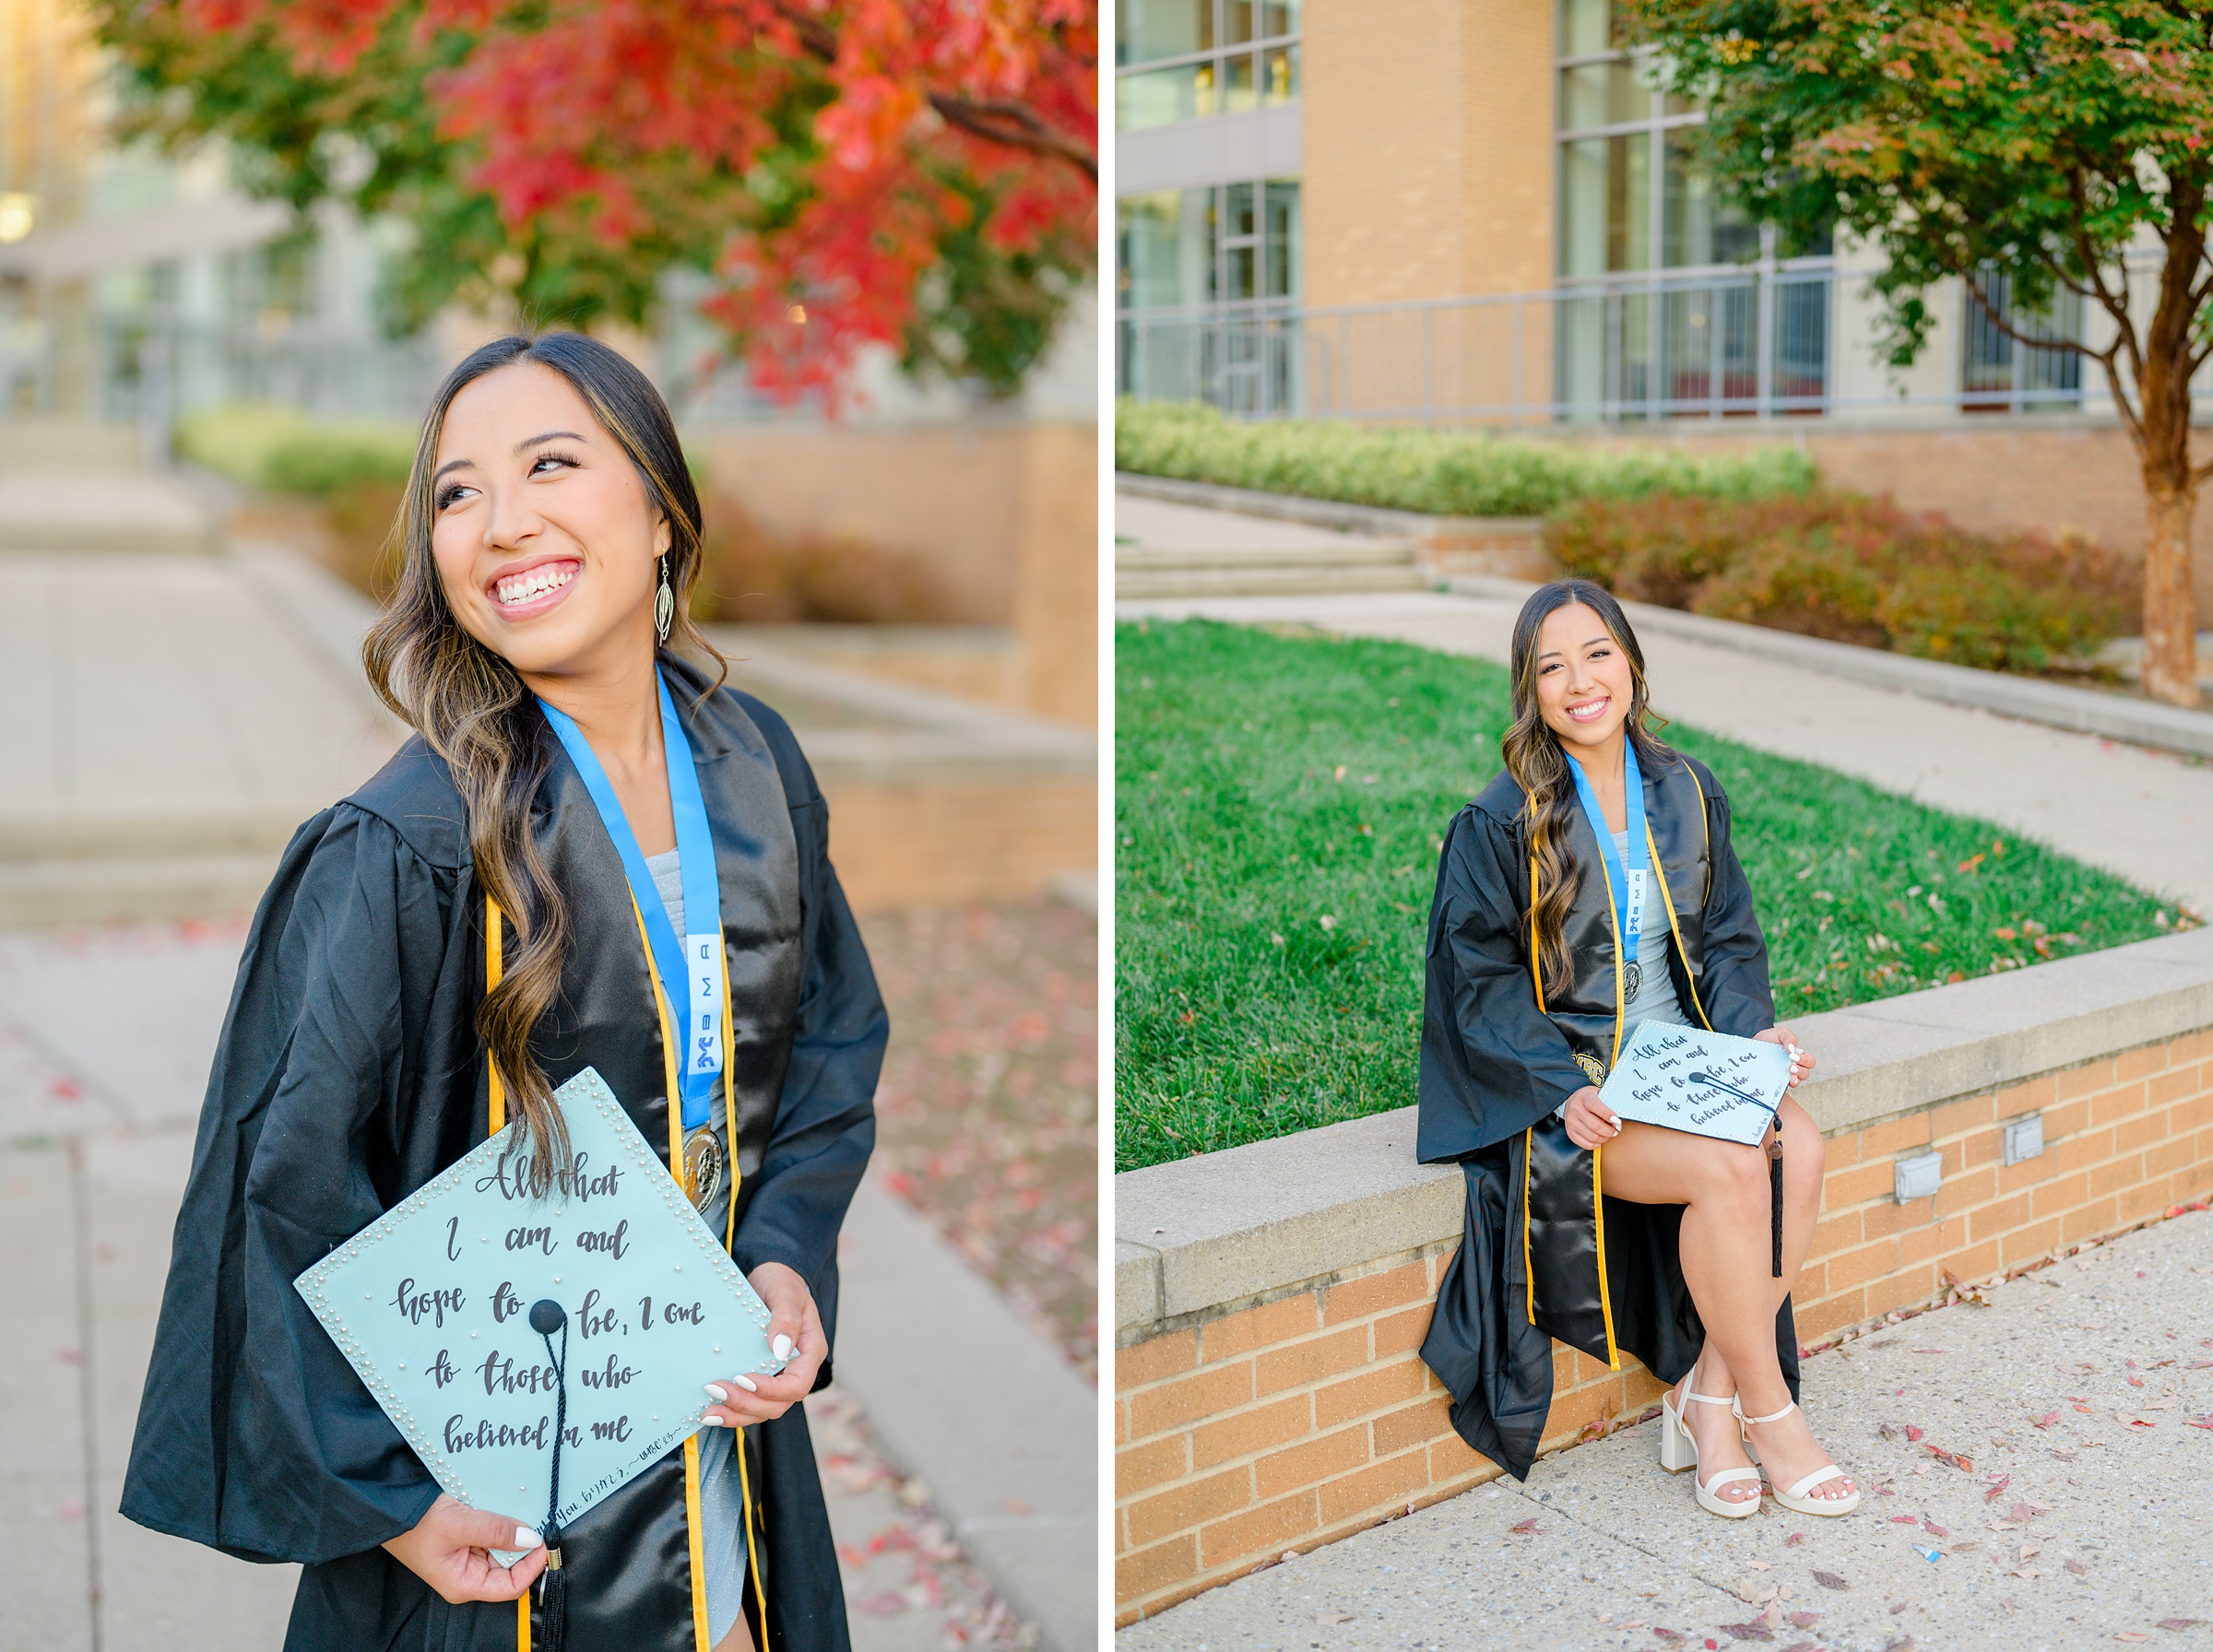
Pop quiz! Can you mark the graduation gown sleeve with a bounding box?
[1415,799,1593,1164]
[121,799,471,1564]
[728,698,888,1373]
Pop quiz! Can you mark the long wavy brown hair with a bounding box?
[363,332,726,1188]
[1500,579,1674,1003]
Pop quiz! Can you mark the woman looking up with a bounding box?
[123,332,886,1651]
[1417,579,1856,1520]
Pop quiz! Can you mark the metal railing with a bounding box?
[1115,266,2106,423]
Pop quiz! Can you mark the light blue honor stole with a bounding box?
[538,670,728,1162]
[1564,739,1650,1005]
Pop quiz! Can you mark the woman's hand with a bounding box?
[382,1493,546,1604]
[1562,1086,1621,1150]
[701,1261,827,1429]
[1754,1026,1815,1088]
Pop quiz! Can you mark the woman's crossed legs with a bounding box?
[1597,1095,1855,1506]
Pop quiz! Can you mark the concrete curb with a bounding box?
[1116,925,2213,1343]
[834,1176,1097,1652]
[1445,572,2213,760]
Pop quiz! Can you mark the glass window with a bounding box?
[1560,133,1650,276]
[1265,44,1299,103]
[1118,0,1213,66]
[1560,0,1615,57]
[1225,0,1254,43]
[1118,62,1216,128]
[1559,60,1648,131]
[1223,182,1258,300]
[1663,131,1757,266]
[1260,0,1300,36]
[1263,179,1301,299]
[1225,52,1258,113]
[1118,190,1216,310]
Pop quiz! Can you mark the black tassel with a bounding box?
[530,1300,573,1652]
[1768,1122,1784,1280]
[539,1523,566,1652]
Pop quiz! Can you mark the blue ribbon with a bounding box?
[1565,739,1649,963]
[538,670,725,1129]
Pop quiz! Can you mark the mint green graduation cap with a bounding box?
[294,1067,782,1560]
[1598,1021,1792,1145]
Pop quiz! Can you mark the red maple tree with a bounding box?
[170,0,1095,399]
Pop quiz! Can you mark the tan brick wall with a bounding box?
[1303,0,1554,308]
[826,775,1094,909]
[1112,1029,2213,1623]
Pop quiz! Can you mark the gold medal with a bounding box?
[1623,959,1642,999]
[682,1125,723,1216]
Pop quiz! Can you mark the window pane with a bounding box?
[1560,0,1614,57]
[1225,182,1257,239]
[1261,0,1300,37]
[1118,0,1213,65]
[1663,130,1757,266]
[1558,61,1645,130]
[1117,64,1206,128]
[1118,189,1216,310]
[1225,52,1258,112]
[1264,179,1302,298]
[1560,132,1649,275]
[1225,0,1254,42]
[1265,43,1299,104]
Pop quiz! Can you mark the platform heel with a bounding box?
[1657,1383,1761,1519]
[1737,1400,1861,1516]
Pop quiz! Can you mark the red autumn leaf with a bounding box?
[1783,1531,1805,1547]
[1789,1611,1822,1627]
[1889,1515,1921,1524]
[1923,1518,1948,1537]
[2032,1410,2061,1427]
[1984,1475,2012,1502]
[2157,1619,2204,1631]
[2066,1558,2089,1575]
[1813,1570,1850,1589]
[1509,1517,1541,1535]
[2128,1375,2147,1386]
[1904,1425,1923,1441]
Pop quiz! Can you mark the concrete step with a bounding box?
[0,474,220,557]
[1117,564,1432,599]
[0,853,278,929]
[0,420,146,474]
[0,805,314,863]
[1115,541,1418,571]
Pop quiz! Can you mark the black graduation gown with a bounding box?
[119,654,887,1652]
[1415,748,1799,1480]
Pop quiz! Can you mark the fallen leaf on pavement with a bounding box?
[1984,1475,2013,1502]
[1784,1532,1805,1547]
[1509,1518,1541,1535]
[2066,1559,2088,1575]
[2020,1544,2042,1562]
[2116,1635,2150,1644]
[1788,1612,1822,1628]
[1905,1424,1924,1442]
[1718,1620,1772,1641]
[1651,1630,1684,1644]
[1888,1515,1921,1525]
[2158,1622,2204,1632]
[2031,1411,2062,1429]
[1315,1612,1355,1625]
[1923,1518,1948,1537]
[1813,1570,1849,1590]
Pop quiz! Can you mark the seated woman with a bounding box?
[1416,579,1857,1520]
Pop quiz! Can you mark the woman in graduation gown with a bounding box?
[121,332,888,1649]
[1416,580,1860,1519]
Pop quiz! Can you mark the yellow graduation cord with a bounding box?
[488,897,768,1652]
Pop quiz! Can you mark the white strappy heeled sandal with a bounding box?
[1734,1398,1862,1516]
[1658,1383,1762,1519]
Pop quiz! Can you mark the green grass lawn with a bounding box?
[1116,620,2191,1173]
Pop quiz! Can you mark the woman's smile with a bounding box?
[487,554,582,618]
[1565,692,1612,724]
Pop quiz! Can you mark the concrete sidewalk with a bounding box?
[1119,1206,2213,1651]
[1116,584,2213,915]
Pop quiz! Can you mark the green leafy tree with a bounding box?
[1629,0,2208,704]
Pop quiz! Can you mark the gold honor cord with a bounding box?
[484,901,531,1652]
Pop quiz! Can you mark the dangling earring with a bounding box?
[654,553,674,646]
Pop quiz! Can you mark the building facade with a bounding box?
[1115,0,2099,424]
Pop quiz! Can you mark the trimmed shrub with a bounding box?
[1114,397,1817,516]
[1547,490,2138,673]
[175,402,417,496]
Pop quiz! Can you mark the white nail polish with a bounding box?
[772,1334,794,1362]
[515,1527,539,1550]
[699,1414,728,1428]
[705,1383,728,1402]
[732,1373,759,1392]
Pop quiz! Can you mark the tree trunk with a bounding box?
[2134,183,2205,709]
[2140,478,2202,708]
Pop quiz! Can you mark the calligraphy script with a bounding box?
[1597,1022,1792,1147]
[295,1068,780,1547]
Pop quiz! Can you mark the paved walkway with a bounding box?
[1120,1207,2213,1651]
[1116,577,2213,914]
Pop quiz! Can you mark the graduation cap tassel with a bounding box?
[1768,1122,1784,1280]
[531,1300,572,1652]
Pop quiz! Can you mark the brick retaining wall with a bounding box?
[1114,1022,2213,1623]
